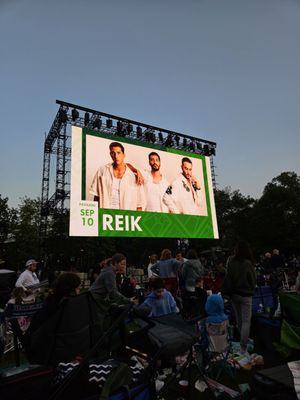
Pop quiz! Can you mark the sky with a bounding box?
[0,0,299,207]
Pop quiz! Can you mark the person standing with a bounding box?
[15,259,40,290]
[147,253,158,279]
[223,241,256,355]
[182,249,204,292]
[153,249,180,297]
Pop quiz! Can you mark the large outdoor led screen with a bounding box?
[70,126,219,238]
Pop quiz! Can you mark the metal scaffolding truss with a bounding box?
[40,100,217,237]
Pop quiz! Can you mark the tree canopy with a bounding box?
[1,171,300,270]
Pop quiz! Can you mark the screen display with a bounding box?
[70,126,218,238]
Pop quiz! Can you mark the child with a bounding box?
[197,294,229,358]
[143,277,178,317]
[5,287,34,332]
[7,287,28,305]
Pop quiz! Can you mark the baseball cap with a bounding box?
[26,259,38,267]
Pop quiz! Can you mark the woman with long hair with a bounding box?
[225,241,256,355]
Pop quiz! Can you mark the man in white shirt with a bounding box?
[163,157,202,216]
[143,152,169,213]
[15,259,39,290]
[89,142,145,211]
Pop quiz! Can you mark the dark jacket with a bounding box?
[182,259,204,290]
[227,257,256,297]
[89,265,131,304]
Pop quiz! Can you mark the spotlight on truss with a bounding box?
[92,116,102,129]
[84,112,90,126]
[59,109,68,123]
[136,126,143,138]
[203,144,210,156]
[71,108,79,121]
[164,133,173,147]
[197,142,202,151]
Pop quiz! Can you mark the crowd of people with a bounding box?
[1,244,300,365]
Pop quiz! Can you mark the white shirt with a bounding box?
[110,176,121,209]
[90,164,145,210]
[15,269,39,289]
[144,171,169,213]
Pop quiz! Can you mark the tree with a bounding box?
[253,172,300,252]
[7,197,41,269]
[214,187,256,249]
[0,195,10,242]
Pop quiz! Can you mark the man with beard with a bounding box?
[89,141,145,211]
[163,157,202,215]
[143,152,169,213]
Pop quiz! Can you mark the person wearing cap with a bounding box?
[15,259,40,290]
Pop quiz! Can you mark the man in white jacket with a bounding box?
[15,259,39,290]
[89,142,145,211]
[163,157,202,216]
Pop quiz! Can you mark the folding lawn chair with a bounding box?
[3,302,44,366]
[205,319,234,380]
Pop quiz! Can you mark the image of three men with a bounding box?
[89,141,204,216]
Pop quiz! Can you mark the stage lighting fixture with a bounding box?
[197,142,202,151]
[203,144,210,156]
[150,132,156,143]
[210,147,216,156]
[84,112,90,126]
[189,141,195,151]
[93,117,102,129]
[117,121,123,134]
[164,133,173,147]
[59,109,68,123]
[71,108,79,121]
[136,126,142,138]
[175,135,180,146]
[145,130,151,141]
[106,119,113,128]
[182,138,187,148]
[127,124,133,134]
[158,132,163,142]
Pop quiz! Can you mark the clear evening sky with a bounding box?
[0,0,299,207]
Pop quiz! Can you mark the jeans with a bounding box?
[231,294,252,351]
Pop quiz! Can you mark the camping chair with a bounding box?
[3,302,44,366]
[204,319,234,380]
[47,303,155,400]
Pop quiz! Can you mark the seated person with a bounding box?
[5,287,35,332]
[143,277,178,317]
[205,293,228,324]
[26,272,81,335]
[198,294,229,353]
[90,253,136,305]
